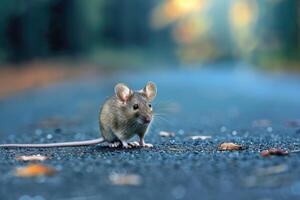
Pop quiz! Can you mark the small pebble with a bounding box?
[189,135,211,140]
[267,127,273,133]
[170,140,175,144]
[54,128,62,133]
[35,129,42,136]
[160,131,175,137]
[178,129,184,135]
[220,126,227,132]
[46,134,53,140]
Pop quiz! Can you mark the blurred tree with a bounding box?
[0,0,298,70]
[0,0,165,64]
[0,0,106,63]
[253,0,300,68]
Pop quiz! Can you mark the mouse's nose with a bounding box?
[144,116,152,124]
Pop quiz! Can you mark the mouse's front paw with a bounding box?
[139,139,153,148]
[128,141,140,148]
[142,143,153,148]
[121,141,133,148]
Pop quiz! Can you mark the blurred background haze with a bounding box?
[0,0,300,96]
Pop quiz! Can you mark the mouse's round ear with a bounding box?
[115,83,132,103]
[143,81,157,101]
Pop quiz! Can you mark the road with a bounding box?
[1,65,300,200]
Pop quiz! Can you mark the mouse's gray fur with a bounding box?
[100,82,156,148]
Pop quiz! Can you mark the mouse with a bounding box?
[0,82,157,148]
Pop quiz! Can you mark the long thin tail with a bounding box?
[0,138,105,148]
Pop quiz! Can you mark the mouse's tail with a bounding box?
[0,138,105,148]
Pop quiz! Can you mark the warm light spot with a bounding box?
[229,0,257,28]
[176,41,219,64]
[229,1,258,55]
[166,0,204,17]
[151,0,207,29]
[172,17,211,44]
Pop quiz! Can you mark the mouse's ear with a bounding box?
[115,83,132,102]
[143,81,157,101]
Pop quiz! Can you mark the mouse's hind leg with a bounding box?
[120,140,140,148]
[112,130,137,148]
[108,141,121,148]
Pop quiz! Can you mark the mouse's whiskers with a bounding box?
[151,113,171,128]
[153,113,168,122]
[153,100,181,115]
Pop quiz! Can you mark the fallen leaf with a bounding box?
[260,148,289,157]
[256,164,288,176]
[16,154,49,161]
[285,120,300,127]
[218,142,243,151]
[15,164,57,177]
[244,164,288,187]
[109,173,141,186]
[189,135,212,140]
[159,131,175,137]
[252,119,271,127]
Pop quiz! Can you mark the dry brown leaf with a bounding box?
[159,131,175,137]
[15,164,57,177]
[218,142,243,151]
[260,148,289,157]
[252,119,272,127]
[109,173,141,186]
[256,164,288,176]
[285,120,300,127]
[189,135,212,140]
[16,154,49,161]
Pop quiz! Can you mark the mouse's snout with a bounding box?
[139,115,152,124]
[144,116,152,124]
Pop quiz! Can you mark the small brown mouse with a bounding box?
[0,82,157,148]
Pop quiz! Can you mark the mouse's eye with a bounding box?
[148,104,152,108]
[133,104,139,110]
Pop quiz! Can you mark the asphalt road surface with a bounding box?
[1,64,300,200]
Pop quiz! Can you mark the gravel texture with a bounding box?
[1,66,300,200]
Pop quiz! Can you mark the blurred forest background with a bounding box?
[0,0,300,97]
[0,0,299,69]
